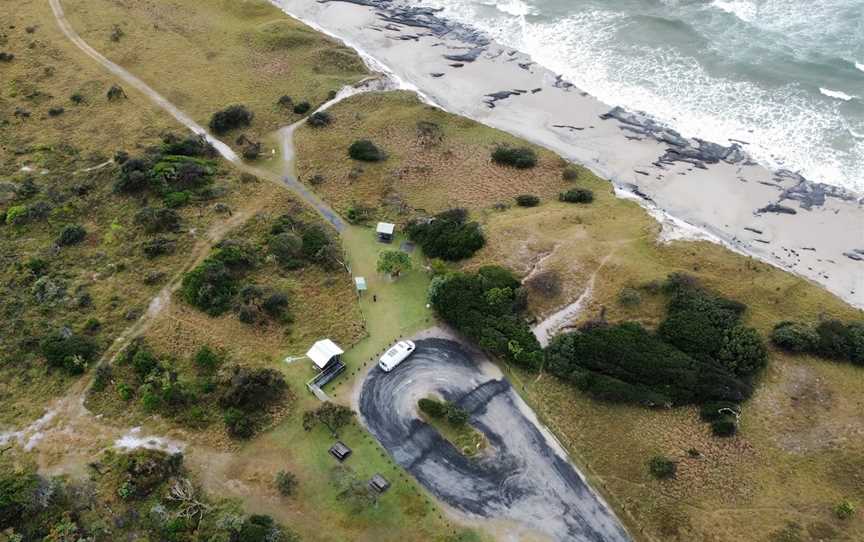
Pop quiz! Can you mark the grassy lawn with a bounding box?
[419,412,488,459]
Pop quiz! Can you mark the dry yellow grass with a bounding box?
[294,91,575,221]
[62,0,368,146]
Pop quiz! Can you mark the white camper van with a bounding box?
[378,340,416,372]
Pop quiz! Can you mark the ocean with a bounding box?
[415,0,864,192]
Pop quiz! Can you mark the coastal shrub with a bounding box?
[771,321,820,353]
[180,258,237,315]
[771,319,864,365]
[293,101,311,114]
[277,95,294,108]
[514,194,540,207]
[699,401,740,422]
[717,325,768,377]
[834,500,856,520]
[301,225,333,263]
[562,165,580,181]
[262,292,290,320]
[275,470,297,497]
[546,322,751,406]
[0,470,39,529]
[559,188,594,203]
[114,157,152,193]
[163,191,191,208]
[142,237,176,259]
[135,207,180,234]
[406,208,485,261]
[446,406,469,427]
[213,239,258,270]
[209,105,253,134]
[307,111,331,127]
[56,224,86,246]
[48,107,65,117]
[429,267,541,370]
[418,398,447,419]
[711,415,738,437]
[40,331,98,374]
[491,145,537,169]
[160,134,216,157]
[648,456,677,480]
[194,346,221,372]
[218,366,286,412]
[268,232,305,269]
[348,139,385,162]
[223,408,254,439]
[5,205,28,225]
[617,287,642,307]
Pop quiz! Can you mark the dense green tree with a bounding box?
[377,250,412,277]
[407,209,485,261]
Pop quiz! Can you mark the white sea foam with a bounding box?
[421,0,864,192]
[820,87,856,101]
[856,62,864,73]
[711,0,757,22]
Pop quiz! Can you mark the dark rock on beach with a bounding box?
[756,203,797,215]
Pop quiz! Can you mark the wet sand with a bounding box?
[272,0,864,308]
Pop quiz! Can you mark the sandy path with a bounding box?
[358,335,631,542]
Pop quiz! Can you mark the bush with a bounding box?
[717,325,768,377]
[268,232,305,269]
[114,157,152,193]
[163,191,191,208]
[277,95,293,108]
[56,224,86,246]
[815,319,852,360]
[771,321,820,353]
[648,456,677,479]
[514,194,540,207]
[275,470,297,497]
[699,401,740,422]
[223,407,254,439]
[429,267,541,370]
[262,292,290,320]
[418,398,447,418]
[406,209,485,261]
[562,166,580,181]
[135,207,181,234]
[292,101,311,114]
[180,258,237,316]
[834,500,856,520]
[445,406,469,426]
[5,205,28,225]
[209,105,253,134]
[194,346,221,372]
[48,107,65,117]
[348,139,385,162]
[617,287,642,307]
[491,145,537,169]
[0,471,40,529]
[307,111,331,127]
[711,415,738,437]
[40,332,98,374]
[142,236,176,259]
[219,366,286,411]
[559,188,594,203]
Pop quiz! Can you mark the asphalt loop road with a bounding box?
[358,338,631,542]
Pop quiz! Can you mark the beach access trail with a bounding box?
[35,2,632,540]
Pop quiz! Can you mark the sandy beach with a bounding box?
[273,0,864,309]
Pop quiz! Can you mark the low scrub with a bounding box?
[772,320,864,364]
[559,188,594,203]
[209,104,253,134]
[514,194,540,207]
[407,208,485,261]
[348,139,386,162]
[491,145,537,169]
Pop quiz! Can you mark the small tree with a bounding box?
[209,105,253,135]
[302,402,354,437]
[307,111,331,127]
[292,101,311,115]
[56,224,86,246]
[274,470,297,497]
[377,250,412,278]
[559,188,594,203]
[418,398,447,418]
[445,405,469,427]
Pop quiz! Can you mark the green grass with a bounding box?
[419,411,488,459]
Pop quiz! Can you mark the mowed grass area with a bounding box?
[0,1,275,423]
[296,91,864,541]
[294,91,577,222]
[188,379,482,542]
[63,0,368,147]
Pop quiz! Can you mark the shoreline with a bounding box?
[272,0,864,309]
